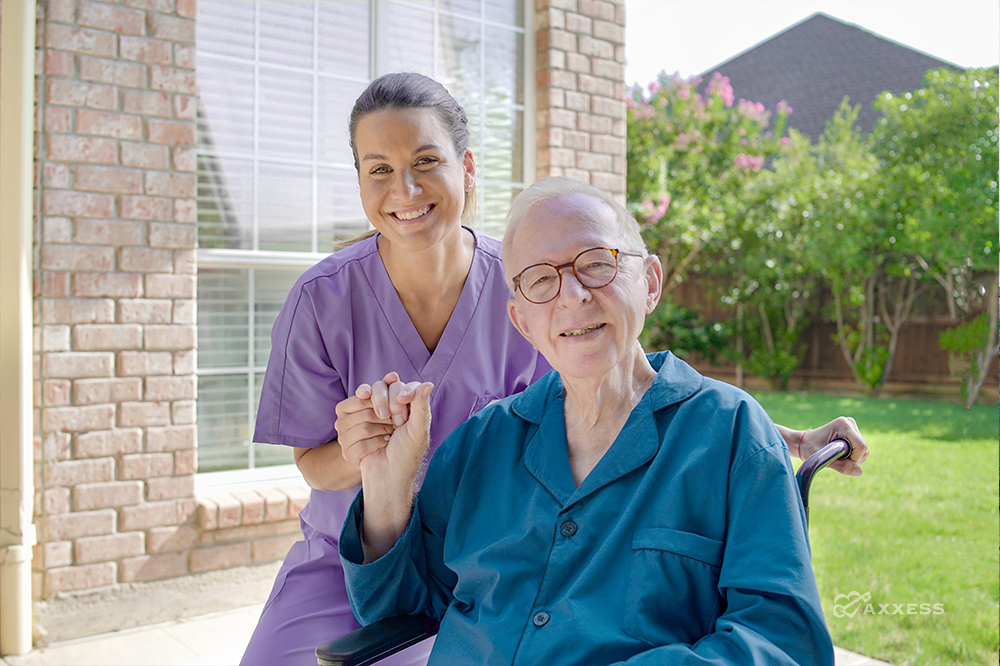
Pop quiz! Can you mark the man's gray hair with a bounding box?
[502,176,648,283]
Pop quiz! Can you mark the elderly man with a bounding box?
[339,177,835,665]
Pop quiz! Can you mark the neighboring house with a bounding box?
[701,12,958,139]
[0,0,627,652]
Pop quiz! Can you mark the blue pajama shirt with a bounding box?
[341,352,834,665]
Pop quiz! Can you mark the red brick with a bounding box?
[252,533,300,563]
[146,475,195,501]
[279,485,310,518]
[592,18,624,43]
[45,78,116,109]
[73,324,143,351]
[43,351,115,378]
[144,324,195,350]
[171,147,196,172]
[47,509,117,540]
[173,43,195,70]
[121,142,170,169]
[122,452,174,480]
[73,376,143,403]
[147,525,199,553]
[145,273,197,299]
[45,24,117,57]
[43,541,73,569]
[76,532,146,564]
[144,375,196,401]
[43,190,115,219]
[150,66,196,94]
[190,542,250,573]
[255,487,290,523]
[118,402,171,427]
[118,298,173,324]
[44,487,72,514]
[47,134,117,164]
[591,134,625,155]
[41,245,113,271]
[74,219,145,246]
[197,496,219,530]
[118,247,175,273]
[45,107,73,133]
[173,448,196,474]
[42,298,115,324]
[537,108,577,130]
[148,223,196,249]
[77,109,142,140]
[578,0,616,22]
[42,270,72,296]
[43,404,117,433]
[577,112,613,134]
[75,480,144,510]
[118,351,173,376]
[44,431,73,463]
[213,493,242,529]
[173,350,195,375]
[147,119,195,146]
[145,172,196,198]
[173,249,196,275]
[75,429,143,458]
[45,49,75,77]
[538,28,577,53]
[120,500,178,531]
[120,551,187,582]
[46,457,116,490]
[577,73,616,98]
[576,152,613,172]
[577,35,615,60]
[590,171,624,193]
[146,425,196,452]
[172,300,195,325]
[41,325,72,352]
[73,273,143,298]
[591,95,622,118]
[148,14,195,42]
[43,379,72,407]
[176,0,195,18]
[78,55,146,87]
[77,1,146,34]
[173,198,196,223]
[591,57,623,81]
[232,490,265,525]
[122,90,171,117]
[124,0,177,14]
[212,523,274,542]
[41,217,73,244]
[46,562,117,593]
[46,0,77,23]
[119,36,173,65]
[75,165,144,194]
[120,195,173,221]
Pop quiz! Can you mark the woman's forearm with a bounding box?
[294,441,363,491]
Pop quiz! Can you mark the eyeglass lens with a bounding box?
[519,248,619,303]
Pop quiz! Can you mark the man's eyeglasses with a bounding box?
[512,247,644,304]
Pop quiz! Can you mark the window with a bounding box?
[195,0,529,474]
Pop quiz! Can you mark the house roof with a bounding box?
[701,13,961,139]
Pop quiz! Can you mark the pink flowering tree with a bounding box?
[627,71,794,372]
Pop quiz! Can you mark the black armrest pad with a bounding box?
[316,614,440,666]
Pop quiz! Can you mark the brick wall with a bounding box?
[31,0,308,599]
[534,0,627,199]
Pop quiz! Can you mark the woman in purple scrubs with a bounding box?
[240,73,868,665]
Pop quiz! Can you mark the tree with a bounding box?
[871,68,999,406]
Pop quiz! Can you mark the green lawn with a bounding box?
[752,391,999,666]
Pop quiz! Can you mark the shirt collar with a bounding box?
[511,350,704,424]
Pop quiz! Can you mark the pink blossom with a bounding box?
[733,153,764,171]
[649,81,661,94]
[776,100,793,115]
[779,137,792,146]
[707,72,735,108]
[678,86,691,100]
[626,96,637,109]
[674,133,692,151]
[641,195,672,225]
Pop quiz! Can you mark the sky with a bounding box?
[624,0,1000,87]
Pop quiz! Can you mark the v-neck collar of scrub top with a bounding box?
[511,351,705,508]
[363,226,490,383]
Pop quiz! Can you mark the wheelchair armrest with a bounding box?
[316,613,439,666]
[795,436,852,525]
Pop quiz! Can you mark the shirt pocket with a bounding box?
[468,393,501,419]
[622,528,724,646]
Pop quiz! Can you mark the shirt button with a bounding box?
[533,611,550,627]
[560,521,578,537]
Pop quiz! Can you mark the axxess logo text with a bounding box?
[833,591,944,618]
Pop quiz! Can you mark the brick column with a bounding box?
[35,0,198,596]
[534,0,626,200]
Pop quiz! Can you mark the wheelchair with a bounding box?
[316,438,853,666]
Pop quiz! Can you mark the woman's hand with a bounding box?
[779,417,870,476]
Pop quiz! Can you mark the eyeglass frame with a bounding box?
[511,247,645,304]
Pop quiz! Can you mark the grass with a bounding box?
[752,391,999,666]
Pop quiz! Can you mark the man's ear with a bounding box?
[507,298,535,346]
[644,255,663,314]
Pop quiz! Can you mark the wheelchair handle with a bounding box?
[795,437,853,525]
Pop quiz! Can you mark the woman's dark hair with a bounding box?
[340,73,477,245]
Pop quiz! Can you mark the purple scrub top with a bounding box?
[254,228,549,541]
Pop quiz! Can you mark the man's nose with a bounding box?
[556,265,590,304]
